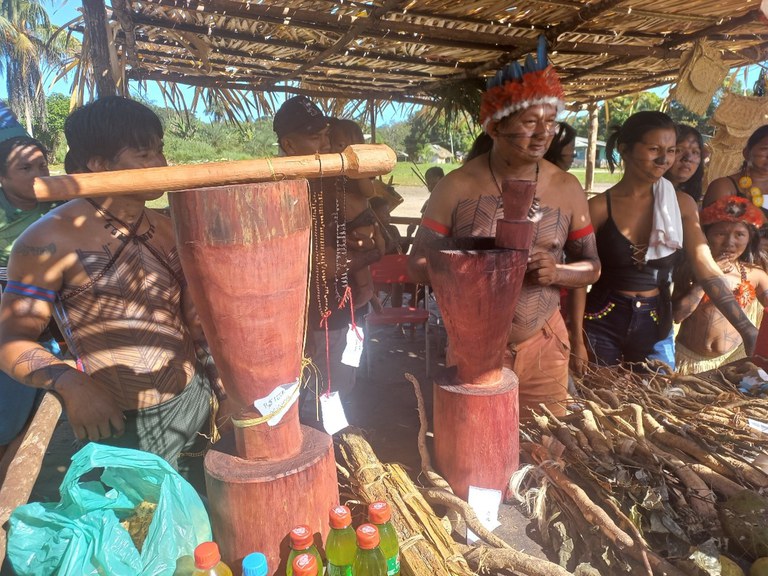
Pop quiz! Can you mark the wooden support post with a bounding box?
[369,99,377,143]
[585,102,599,195]
[81,0,118,98]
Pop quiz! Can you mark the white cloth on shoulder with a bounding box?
[646,177,683,261]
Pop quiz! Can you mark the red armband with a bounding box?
[422,217,451,236]
[567,223,594,242]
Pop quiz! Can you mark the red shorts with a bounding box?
[504,309,570,420]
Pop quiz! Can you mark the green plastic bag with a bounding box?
[8,443,212,575]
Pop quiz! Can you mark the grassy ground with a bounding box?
[389,161,621,187]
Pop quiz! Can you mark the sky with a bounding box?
[6,2,767,126]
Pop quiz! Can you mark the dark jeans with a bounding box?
[583,289,675,368]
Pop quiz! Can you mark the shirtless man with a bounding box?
[0,97,214,487]
[274,96,381,421]
[408,44,600,418]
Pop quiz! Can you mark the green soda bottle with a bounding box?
[352,524,387,576]
[286,525,323,576]
[192,542,234,576]
[326,505,357,576]
[368,501,400,575]
[292,552,319,576]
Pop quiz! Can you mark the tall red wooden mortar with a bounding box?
[170,181,338,574]
[427,179,534,500]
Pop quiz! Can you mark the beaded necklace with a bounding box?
[738,173,766,208]
[701,261,756,308]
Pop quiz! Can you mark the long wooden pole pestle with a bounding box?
[33,144,397,201]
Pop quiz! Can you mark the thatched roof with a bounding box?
[101,0,767,114]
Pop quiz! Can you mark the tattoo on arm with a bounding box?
[699,276,754,332]
[14,348,71,390]
[558,233,600,288]
[14,242,56,257]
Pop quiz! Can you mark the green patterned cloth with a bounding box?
[0,189,55,268]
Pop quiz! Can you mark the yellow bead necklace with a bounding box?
[738,174,765,207]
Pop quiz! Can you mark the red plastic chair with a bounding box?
[364,254,431,377]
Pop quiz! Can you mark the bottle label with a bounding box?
[327,564,353,576]
[387,555,400,575]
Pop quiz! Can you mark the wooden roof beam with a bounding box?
[129,13,478,71]
[127,69,434,105]
[146,0,526,51]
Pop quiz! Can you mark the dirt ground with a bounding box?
[2,184,560,574]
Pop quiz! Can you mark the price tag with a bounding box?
[466,485,502,544]
[320,391,350,435]
[341,323,364,368]
[253,380,299,426]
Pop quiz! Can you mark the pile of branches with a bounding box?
[516,359,768,575]
[336,373,575,576]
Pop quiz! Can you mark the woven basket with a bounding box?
[672,41,728,115]
[712,92,768,132]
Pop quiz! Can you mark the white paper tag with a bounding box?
[253,380,300,427]
[466,485,502,544]
[748,418,768,435]
[320,391,350,435]
[341,323,365,368]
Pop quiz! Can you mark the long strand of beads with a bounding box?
[310,181,330,320]
[334,176,349,300]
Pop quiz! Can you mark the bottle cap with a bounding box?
[368,501,392,524]
[242,552,268,576]
[356,523,380,549]
[290,525,314,550]
[329,505,352,529]
[292,552,318,576]
[194,541,221,570]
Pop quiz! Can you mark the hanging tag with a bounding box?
[320,391,350,435]
[253,380,300,426]
[341,323,364,368]
[465,486,502,544]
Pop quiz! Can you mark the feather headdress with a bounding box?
[480,36,565,131]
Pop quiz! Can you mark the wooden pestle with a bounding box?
[33,144,397,201]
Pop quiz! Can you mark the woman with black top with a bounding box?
[570,111,758,373]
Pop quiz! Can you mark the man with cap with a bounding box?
[0,101,62,458]
[274,96,380,424]
[408,38,600,419]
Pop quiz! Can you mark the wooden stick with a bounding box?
[460,544,575,576]
[0,393,63,563]
[337,428,473,576]
[33,144,397,201]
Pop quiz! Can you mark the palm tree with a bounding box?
[0,0,65,134]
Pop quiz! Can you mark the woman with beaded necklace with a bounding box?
[704,125,768,215]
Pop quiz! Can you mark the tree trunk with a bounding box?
[81,0,118,98]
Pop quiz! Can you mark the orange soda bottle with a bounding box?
[192,542,234,576]
[368,501,400,575]
[292,552,320,576]
[326,505,357,576]
[286,525,323,576]
[352,524,387,576]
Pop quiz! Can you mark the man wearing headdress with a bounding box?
[408,38,600,418]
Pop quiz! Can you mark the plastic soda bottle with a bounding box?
[326,505,357,576]
[292,552,320,576]
[286,525,324,576]
[192,542,234,576]
[242,552,268,576]
[353,524,387,576]
[368,501,400,575]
